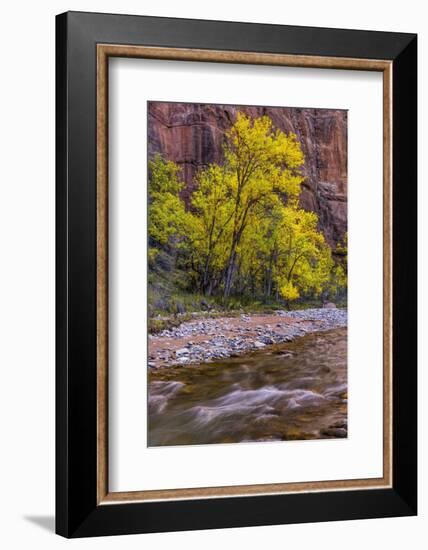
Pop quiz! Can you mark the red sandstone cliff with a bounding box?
[148,102,347,246]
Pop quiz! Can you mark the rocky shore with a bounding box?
[148,308,347,369]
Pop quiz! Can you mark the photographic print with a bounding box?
[147,102,348,447]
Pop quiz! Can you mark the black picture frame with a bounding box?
[56,11,417,538]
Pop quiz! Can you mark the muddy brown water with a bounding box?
[148,327,347,446]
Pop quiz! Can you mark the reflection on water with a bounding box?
[148,327,347,446]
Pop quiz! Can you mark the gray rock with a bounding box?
[190,345,205,353]
[253,341,266,349]
[260,336,274,345]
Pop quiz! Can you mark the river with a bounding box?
[148,327,347,446]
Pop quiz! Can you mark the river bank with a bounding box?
[148,308,347,369]
[148,327,348,445]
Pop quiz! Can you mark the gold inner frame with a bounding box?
[96,44,393,505]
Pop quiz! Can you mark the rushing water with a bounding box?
[148,327,347,446]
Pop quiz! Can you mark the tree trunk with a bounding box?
[207,278,214,296]
[223,248,237,298]
[202,255,212,294]
[265,269,272,298]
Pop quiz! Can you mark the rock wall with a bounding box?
[148,102,347,246]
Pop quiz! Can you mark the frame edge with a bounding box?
[55,11,418,537]
[55,11,69,538]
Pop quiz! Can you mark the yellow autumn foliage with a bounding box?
[148,112,347,304]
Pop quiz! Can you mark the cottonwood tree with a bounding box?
[147,113,346,310]
[220,113,305,297]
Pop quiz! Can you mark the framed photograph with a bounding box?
[56,11,417,537]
